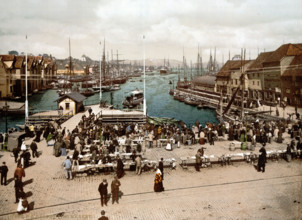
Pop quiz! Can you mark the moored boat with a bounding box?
[122,89,144,108]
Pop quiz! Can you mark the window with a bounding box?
[257,81,259,86]
[253,81,255,85]
[65,103,70,110]
[235,79,238,85]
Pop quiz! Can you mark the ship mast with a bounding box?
[99,41,102,102]
[25,35,28,121]
[143,35,146,116]
[69,38,72,75]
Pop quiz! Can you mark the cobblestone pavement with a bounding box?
[0,135,302,220]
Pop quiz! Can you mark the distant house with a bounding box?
[56,91,86,115]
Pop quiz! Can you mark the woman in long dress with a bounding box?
[17,195,28,214]
[154,169,164,192]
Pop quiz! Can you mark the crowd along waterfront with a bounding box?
[0,72,218,133]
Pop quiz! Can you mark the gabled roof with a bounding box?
[27,56,35,69]
[14,56,25,69]
[34,56,43,64]
[264,43,302,64]
[282,55,302,77]
[247,52,273,71]
[217,60,251,77]
[0,55,15,61]
[56,91,86,103]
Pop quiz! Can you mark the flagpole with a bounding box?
[25,35,28,122]
[99,41,102,103]
[143,35,146,116]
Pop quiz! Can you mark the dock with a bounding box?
[60,105,146,131]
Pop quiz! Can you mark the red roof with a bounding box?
[0,55,15,61]
[264,44,302,64]
[217,60,251,77]
[282,55,302,77]
[247,52,273,71]
[27,56,35,69]
[14,56,24,69]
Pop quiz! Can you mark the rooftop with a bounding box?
[56,91,86,103]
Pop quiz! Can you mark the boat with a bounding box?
[81,88,95,97]
[58,89,72,96]
[184,97,199,106]
[197,103,215,110]
[110,84,120,91]
[101,85,111,92]
[122,89,144,108]
[173,93,185,102]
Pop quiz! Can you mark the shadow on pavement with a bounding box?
[119,191,124,199]
[28,201,35,211]
[25,191,33,198]
[23,178,34,186]
[6,177,15,185]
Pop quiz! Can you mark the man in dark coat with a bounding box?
[195,151,201,171]
[13,147,20,163]
[1,162,8,185]
[14,178,23,203]
[30,141,38,158]
[98,179,108,207]
[257,143,267,172]
[111,176,121,204]
[159,158,164,180]
[116,156,125,179]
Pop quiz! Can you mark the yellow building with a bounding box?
[56,91,86,115]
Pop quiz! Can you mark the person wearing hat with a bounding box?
[98,179,108,207]
[111,176,121,204]
[30,141,38,158]
[98,210,109,220]
[62,156,72,179]
[257,143,267,172]
[159,158,164,180]
[116,156,125,179]
[154,169,164,192]
[1,161,8,185]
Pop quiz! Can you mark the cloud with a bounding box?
[0,0,301,62]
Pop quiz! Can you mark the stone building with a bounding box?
[216,60,252,97]
[246,43,302,106]
[280,55,302,107]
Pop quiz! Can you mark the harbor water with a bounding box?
[0,73,218,132]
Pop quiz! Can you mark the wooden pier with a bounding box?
[26,110,73,125]
[174,88,283,122]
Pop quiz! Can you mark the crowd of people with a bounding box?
[1,104,302,217]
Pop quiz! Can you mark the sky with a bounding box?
[0,0,301,63]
